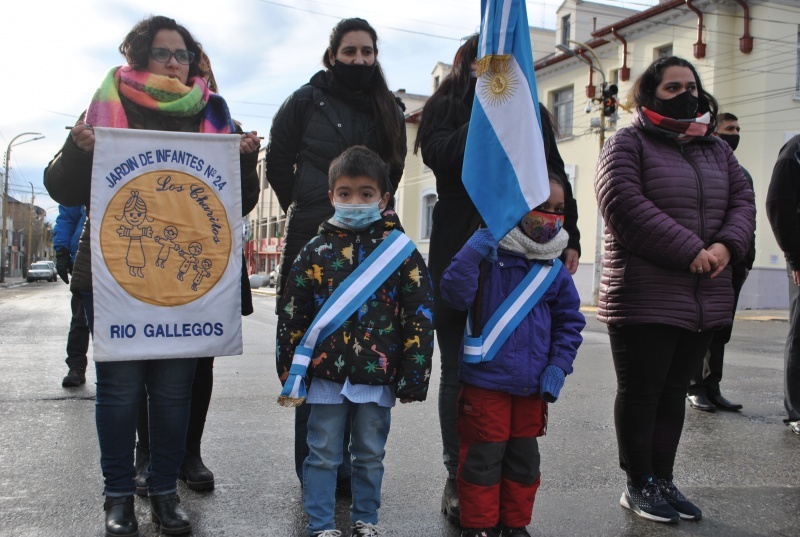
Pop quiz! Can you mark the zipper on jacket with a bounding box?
[679,144,706,331]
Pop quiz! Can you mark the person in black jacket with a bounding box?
[266,17,407,490]
[43,16,260,537]
[767,133,800,435]
[413,34,581,526]
[687,112,755,412]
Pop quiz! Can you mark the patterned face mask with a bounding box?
[332,201,382,229]
[519,208,564,244]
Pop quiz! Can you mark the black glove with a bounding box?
[55,248,72,284]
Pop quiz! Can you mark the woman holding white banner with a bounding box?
[266,17,407,493]
[44,15,260,537]
[413,34,582,527]
[594,56,755,524]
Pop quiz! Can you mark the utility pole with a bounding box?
[1,132,43,282]
[26,182,34,269]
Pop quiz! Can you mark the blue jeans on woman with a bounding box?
[303,401,391,535]
[83,292,197,497]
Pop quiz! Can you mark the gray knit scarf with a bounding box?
[498,226,569,261]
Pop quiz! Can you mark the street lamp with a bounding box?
[556,41,610,307]
[1,132,45,282]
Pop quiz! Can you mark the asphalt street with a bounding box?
[0,281,798,537]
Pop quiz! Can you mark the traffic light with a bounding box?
[602,84,618,117]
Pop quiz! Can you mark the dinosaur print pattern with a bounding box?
[275,211,434,402]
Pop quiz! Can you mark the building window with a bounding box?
[655,44,673,60]
[421,192,436,240]
[551,86,574,138]
[434,75,441,91]
[561,15,571,46]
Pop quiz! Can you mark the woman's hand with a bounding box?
[563,248,580,274]
[71,123,95,153]
[240,131,260,154]
[688,248,718,276]
[706,243,731,278]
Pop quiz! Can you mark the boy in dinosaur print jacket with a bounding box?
[276,146,434,537]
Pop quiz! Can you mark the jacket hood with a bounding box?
[308,70,333,91]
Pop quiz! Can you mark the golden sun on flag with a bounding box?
[480,66,519,107]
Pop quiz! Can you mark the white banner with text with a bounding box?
[90,127,242,361]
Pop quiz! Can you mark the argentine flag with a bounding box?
[463,0,550,242]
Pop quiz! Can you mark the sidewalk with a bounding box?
[0,275,27,289]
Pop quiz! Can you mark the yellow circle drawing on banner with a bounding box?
[100,170,231,306]
[481,67,518,107]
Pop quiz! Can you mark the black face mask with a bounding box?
[718,133,740,151]
[656,91,699,120]
[331,61,377,92]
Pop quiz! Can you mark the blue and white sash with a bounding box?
[278,230,416,406]
[463,259,561,364]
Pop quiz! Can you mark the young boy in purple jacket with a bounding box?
[439,175,585,537]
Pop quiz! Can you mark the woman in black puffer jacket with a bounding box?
[266,17,406,488]
[266,18,406,296]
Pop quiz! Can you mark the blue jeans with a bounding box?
[303,402,391,535]
[83,292,197,497]
[295,403,352,483]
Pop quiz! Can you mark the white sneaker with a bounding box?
[312,530,342,537]
[351,521,386,536]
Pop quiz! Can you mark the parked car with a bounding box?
[44,260,57,279]
[27,261,57,282]
[268,268,278,288]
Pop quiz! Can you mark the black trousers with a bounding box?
[785,267,800,422]
[65,291,90,370]
[608,323,714,486]
[688,264,748,396]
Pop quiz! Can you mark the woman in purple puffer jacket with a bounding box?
[594,56,755,524]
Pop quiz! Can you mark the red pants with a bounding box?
[456,384,547,529]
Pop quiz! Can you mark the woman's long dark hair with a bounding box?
[119,15,207,81]
[324,18,405,169]
[413,34,479,154]
[631,56,718,125]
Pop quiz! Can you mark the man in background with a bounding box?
[53,204,89,387]
[687,113,755,412]
[767,132,800,434]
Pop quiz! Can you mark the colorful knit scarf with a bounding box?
[639,106,712,141]
[86,66,234,133]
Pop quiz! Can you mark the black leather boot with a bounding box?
[103,495,138,537]
[134,443,149,497]
[150,493,191,535]
[179,452,215,491]
[441,477,460,526]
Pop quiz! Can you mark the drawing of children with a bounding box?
[154,226,181,268]
[192,259,212,291]
[177,242,203,282]
[115,190,153,278]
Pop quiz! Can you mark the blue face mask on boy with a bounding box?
[332,201,382,230]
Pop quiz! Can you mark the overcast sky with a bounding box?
[0,0,655,221]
